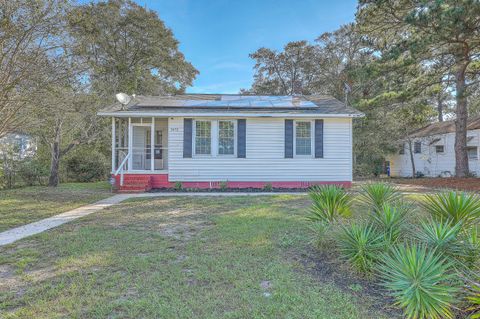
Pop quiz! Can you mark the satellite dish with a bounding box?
[115,93,131,105]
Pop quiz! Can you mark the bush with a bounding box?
[421,191,480,228]
[219,181,228,191]
[466,278,480,319]
[416,220,461,259]
[173,181,183,191]
[370,203,409,245]
[307,185,352,223]
[65,150,109,182]
[358,183,401,213]
[263,182,273,192]
[379,244,457,319]
[337,223,385,274]
[17,158,49,186]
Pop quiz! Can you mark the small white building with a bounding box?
[0,133,36,160]
[98,94,363,191]
[388,116,480,177]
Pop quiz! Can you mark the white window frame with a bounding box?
[217,119,237,157]
[193,119,213,157]
[293,120,314,158]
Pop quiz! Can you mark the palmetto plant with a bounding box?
[461,225,480,268]
[337,223,385,274]
[358,183,402,213]
[307,185,352,223]
[421,191,480,228]
[467,279,480,319]
[370,203,409,245]
[416,219,462,259]
[379,244,457,319]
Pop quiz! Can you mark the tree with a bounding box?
[67,0,198,97]
[356,0,480,177]
[0,0,69,138]
[247,41,319,95]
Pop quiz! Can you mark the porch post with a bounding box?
[151,117,155,171]
[111,117,116,173]
[128,117,132,171]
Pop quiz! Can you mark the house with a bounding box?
[98,94,363,192]
[388,116,480,178]
[0,133,36,160]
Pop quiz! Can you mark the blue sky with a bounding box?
[134,0,357,93]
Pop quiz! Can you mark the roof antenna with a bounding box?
[344,83,351,106]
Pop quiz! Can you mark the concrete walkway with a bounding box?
[0,192,306,247]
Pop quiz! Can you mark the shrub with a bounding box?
[263,182,273,192]
[65,150,109,182]
[219,181,228,191]
[173,181,183,191]
[337,223,385,274]
[307,185,352,223]
[416,220,461,259]
[17,158,49,186]
[466,278,480,319]
[460,225,480,268]
[358,183,401,213]
[378,244,457,319]
[370,203,409,245]
[421,191,480,228]
[308,221,330,248]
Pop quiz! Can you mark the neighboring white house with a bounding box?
[98,94,363,191]
[0,133,36,160]
[388,116,480,177]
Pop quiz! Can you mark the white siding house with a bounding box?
[389,116,480,177]
[98,94,363,191]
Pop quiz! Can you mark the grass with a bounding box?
[0,182,112,232]
[0,195,391,318]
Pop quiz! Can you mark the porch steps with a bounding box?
[117,175,152,193]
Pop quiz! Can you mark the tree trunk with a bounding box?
[437,98,444,122]
[48,123,62,187]
[454,58,469,177]
[407,139,416,178]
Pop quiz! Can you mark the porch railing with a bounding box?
[114,151,130,186]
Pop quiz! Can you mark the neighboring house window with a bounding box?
[295,121,312,156]
[435,145,444,153]
[194,120,212,155]
[467,146,478,160]
[399,144,405,155]
[414,141,421,154]
[218,120,235,155]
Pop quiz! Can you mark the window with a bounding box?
[414,141,422,154]
[194,120,211,155]
[399,144,405,155]
[467,146,478,160]
[295,121,312,156]
[435,145,444,153]
[218,120,235,155]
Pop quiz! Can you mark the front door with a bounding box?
[131,125,148,170]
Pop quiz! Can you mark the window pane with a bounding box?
[414,142,421,154]
[295,121,311,155]
[218,120,235,155]
[467,147,478,160]
[195,121,211,155]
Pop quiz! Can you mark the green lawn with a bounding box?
[0,195,393,318]
[0,182,112,232]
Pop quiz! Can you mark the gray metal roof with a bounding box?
[98,94,364,117]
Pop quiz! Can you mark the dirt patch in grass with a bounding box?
[289,248,402,318]
[390,177,480,192]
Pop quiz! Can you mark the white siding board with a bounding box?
[167,117,353,182]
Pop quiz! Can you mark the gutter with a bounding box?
[97,111,365,118]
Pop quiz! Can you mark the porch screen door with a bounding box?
[132,126,147,170]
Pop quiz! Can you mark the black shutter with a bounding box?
[237,119,246,158]
[315,119,324,158]
[183,118,192,158]
[285,119,293,158]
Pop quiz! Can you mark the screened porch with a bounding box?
[111,117,168,174]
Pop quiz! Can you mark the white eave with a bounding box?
[97,111,365,118]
